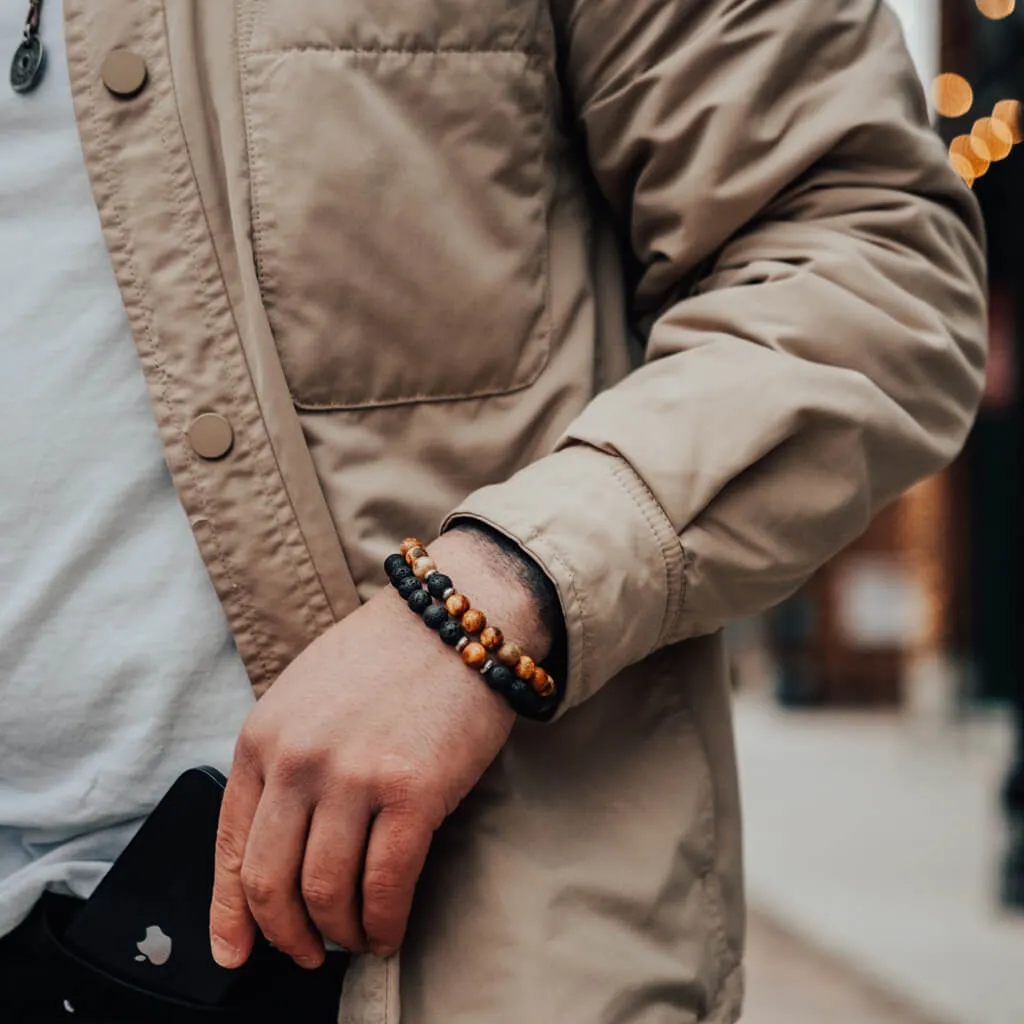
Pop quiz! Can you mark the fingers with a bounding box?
[211,711,437,969]
[240,785,323,968]
[210,760,262,969]
[361,807,434,959]
[301,798,373,954]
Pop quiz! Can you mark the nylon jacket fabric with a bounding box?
[64,2,986,1021]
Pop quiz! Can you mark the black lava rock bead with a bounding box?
[407,589,432,614]
[426,573,454,599]
[508,676,544,717]
[438,620,464,646]
[484,665,516,694]
[422,604,449,631]
[388,563,415,587]
[385,553,408,576]
[397,575,424,600]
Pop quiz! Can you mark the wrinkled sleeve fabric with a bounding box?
[443,0,987,716]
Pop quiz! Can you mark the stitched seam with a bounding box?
[230,6,336,634]
[248,46,532,57]
[663,700,732,1020]
[66,5,273,683]
[290,363,549,410]
[534,38,556,385]
[703,872,736,984]
[700,963,744,1024]
[162,82,327,648]
[158,4,328,645]
[608,460,682,649]
[239,44,552,412]
[210,5,342,629]
[238,2,271,319]
[679,684,736,1003]
[670,542,697,642]
[152,6,280,682]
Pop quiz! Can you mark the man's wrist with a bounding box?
[438,522,568,712]
[443,523,564,651]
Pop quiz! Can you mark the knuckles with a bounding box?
[235,715,444,815]
[239,864,280,908]
[362,867,407,914]
[374,765,428,809]
[301,878,345,916]
[272,744,329,787]
[233,724,266,771]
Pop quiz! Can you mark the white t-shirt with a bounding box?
[0,1,256,938]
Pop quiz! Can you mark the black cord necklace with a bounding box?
[10,0,46,94]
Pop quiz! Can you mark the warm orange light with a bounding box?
[950,134,990,178]
[972,117,1014,161]
[993,99,1023,144]
[933,73,974,118]
[976,0,1016,18]
[949,152,976,187]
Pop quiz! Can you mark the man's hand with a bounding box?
[209,530,551,968]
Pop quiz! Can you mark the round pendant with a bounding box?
[10,35,46,94]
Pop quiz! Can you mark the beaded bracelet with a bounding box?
[384,539,558,718]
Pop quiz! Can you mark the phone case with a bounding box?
[61,766,255,1007]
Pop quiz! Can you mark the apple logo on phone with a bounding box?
[134,925,173,966]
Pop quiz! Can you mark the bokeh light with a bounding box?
[976,0,1016,18]
[993,99,1023,144]
[933,73,974,118]
[949,152,977,186]
[950,134,991,181]
[972,117,1014,161]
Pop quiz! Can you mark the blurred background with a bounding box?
[737,2,1023,1022]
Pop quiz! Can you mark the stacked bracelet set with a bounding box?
[384,538,558,718]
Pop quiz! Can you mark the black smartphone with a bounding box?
[62,766,257,1007]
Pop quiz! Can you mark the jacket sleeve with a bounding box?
[442,0,987,715]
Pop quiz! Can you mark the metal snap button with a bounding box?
[101,49,148,99]
[188,413,234,460]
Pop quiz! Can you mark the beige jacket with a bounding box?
[65,1,986,1021]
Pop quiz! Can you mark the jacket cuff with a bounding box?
[441,445,686,716]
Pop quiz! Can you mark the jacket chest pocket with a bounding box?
[238,5,555,410]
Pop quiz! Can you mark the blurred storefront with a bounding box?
[739,13,1024,1022]
[763,0,1022,715]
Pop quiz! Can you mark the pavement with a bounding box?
[743,912,938,1024]
[734,684,1024,1024]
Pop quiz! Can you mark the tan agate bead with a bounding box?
[461,642,488,669]
[532,668,556,699]
[404,546,428,566]
[479,626,504,650]
[462,609,487,634]
[412,556,437,579]
[515,655,536,681]
[496,642,523,668]
[399,538,422,557]
[445,593,471,618]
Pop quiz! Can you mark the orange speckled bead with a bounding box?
[479,626,504,650]
[412,556,437,579]
[399,538,423,557]
[445,593,471,618]
[462,609,487,634]
[531,668,556,699]
[496,642,523,668]
[461,642,488,669]
[515,655,536,681]
[404,546,428,566]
